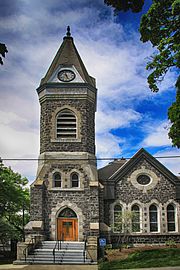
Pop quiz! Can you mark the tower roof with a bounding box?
[40,26,95,87]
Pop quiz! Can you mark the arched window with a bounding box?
[58,208,77,218]
[149,204,158,232]
[114,204,122,232]
[57,109,76,139]
[71,173,79,188]
[167,204,176,232]
[132,205,140,232]
[53,172,61,187]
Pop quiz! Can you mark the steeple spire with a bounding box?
[66,26,71,37]
[39,27,96,87]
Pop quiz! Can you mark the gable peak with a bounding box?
[39,27,95,87]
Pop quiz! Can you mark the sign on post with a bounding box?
[99,238,106,247]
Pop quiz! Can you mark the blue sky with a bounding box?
[0,0,179,182]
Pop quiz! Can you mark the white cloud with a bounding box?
[0,1,178,178]
[0,110,39,180]
[0,122,39,158]
[142,121,171,147]
[96,133,124,168]
[155,148,180,176]
[96,109,141,133]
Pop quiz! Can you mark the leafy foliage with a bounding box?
[104,0,180,148]
[139,0,180,93]
[0,162,30,244]
[104,0,144,13]
[112,210,139,247]
[139,0,180,148]
[0,43,8,65]
[168,78,180,147]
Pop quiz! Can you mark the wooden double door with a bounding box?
[57,218,78,241]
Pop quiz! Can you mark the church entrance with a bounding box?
[57,208,78,241]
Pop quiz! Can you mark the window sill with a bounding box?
[51,138,81,143]
[49,188,84,191]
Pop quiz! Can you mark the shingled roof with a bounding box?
[98,159,127,183]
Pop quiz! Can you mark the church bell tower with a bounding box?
[28,27,99,241]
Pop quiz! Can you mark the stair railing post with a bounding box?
[83,237,87,263]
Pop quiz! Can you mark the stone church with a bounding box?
[25,27,180,245]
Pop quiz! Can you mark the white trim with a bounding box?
[164,200,179,233]
[148,201,161,233]
[128,168,159,193]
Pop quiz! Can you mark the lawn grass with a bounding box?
[99,248,180,269]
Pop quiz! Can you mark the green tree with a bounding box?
[112,210,140,249]
[168,78,180,148]
[104,0,180,148]
[0,161,30,246]
[139,0,180,93]
[0,43,8,65]
[140,0,180,148]
[104,0,144,13]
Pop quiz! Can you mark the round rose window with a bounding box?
[137,174,151,185]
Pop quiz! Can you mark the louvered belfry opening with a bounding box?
[57,109,77,139]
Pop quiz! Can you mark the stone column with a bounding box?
[16,242,28,261]
[86,236,98,262]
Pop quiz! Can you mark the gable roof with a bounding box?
[109,148,180,185]
[98,159,127,183]
[40,29,95,87]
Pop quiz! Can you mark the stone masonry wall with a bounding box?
[30,185,45,221]
[99,186,105,223]
[114,159,177,205]
[103,159,178,233]
[40,98,95,154]
[39,163,99,239]
[45,186,99,239]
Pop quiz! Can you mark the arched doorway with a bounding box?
[57,208,78,241]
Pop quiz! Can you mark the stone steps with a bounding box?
[14,241,95,265]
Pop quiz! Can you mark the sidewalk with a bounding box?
[0,265,98,270]
[1,265,180,270]
[124,268,180,270]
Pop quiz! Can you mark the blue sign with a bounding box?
[99,238,106,247]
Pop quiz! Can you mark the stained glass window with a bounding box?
[59,208,77,218]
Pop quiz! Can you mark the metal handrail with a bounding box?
[53,234,64,263]
[53,240,59,263]
[83,237,87,263]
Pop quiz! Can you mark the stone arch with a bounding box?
[164,199,179,233]
[50,200,85,241]
[147,199,162,233]
[48,168,64,189]
[110,200,126,233]
[68,168,84,189]
[50,105,81,142]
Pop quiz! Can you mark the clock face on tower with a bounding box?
[57,69,76,82]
